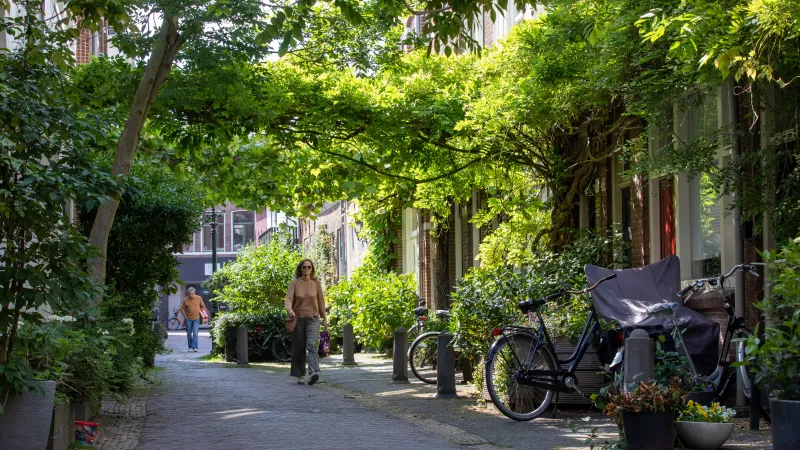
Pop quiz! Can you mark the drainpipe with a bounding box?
[417,209,424,305]
[729,83,746,407]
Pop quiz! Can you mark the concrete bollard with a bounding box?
[623,329,654,392]
[236,325,249,366]
[435,332,457,398]
[392,327,409,383]
[342,323,358,366]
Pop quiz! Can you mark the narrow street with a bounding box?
[134,332,464,450]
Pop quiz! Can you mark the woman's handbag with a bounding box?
[318,331,331,357]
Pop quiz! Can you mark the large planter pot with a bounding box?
[685,390,716,406]
[0,380,56,450]
[770,399,800,450]
[676,421,734,449]
[621,409,675,450]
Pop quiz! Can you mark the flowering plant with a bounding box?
[678,400,735,423]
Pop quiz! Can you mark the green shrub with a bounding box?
[204,238,302,312]
[742,236,800,400]
[451,231,627,372]
[209,308,287,355]
[327,258,417,351]
[16,314,143,409]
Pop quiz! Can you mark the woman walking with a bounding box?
[285,259,328,385]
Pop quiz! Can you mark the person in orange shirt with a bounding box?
[178,287,208,352]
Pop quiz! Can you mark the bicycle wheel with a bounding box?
[406,324,421,346]
[167,318,181,330]
[271,335,292,362]
[409,332,440,384]
[486,332,556,421]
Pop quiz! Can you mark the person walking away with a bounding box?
[178,287,208,352]
[285,259,328,385]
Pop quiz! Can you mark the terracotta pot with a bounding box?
[676,421,734,449]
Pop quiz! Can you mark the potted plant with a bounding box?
[598,381,684,450]
[676,400,735,449]
[740,237,800,449]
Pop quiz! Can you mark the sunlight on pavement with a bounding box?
[212,408,269,419]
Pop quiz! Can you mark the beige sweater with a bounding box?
[285,278,326,320]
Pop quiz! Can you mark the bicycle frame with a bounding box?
[490,304,603,394]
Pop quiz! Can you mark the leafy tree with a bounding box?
[0,3,125,403]
[80,163,204,365]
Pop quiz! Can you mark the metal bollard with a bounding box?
[435,332,457,398]
[392,327,409,383]
[342,323,358,366]
[623,329,654,392]
[236,325,249,366]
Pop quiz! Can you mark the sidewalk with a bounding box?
[93,332,773,449]
[316,352,773,450]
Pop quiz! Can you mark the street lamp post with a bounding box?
[204,206,225,274]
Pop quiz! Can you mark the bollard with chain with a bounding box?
[623,329,653,391]
[342,322,358,366]
[392,327,409,383]
[435,332,457,398]
[236,325,249,366]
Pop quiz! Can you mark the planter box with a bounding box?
[74,401,96,422]
[47,402,75,450]
[0,380,56,450]
[554,339,605,405]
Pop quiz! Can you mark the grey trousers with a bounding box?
[290,316,320,378]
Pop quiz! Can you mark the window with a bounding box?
[232,211,255,251]
[688,98,721,278]
[202,215,224,252]
[689,172,721,277]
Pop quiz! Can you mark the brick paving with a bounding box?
[93,392,148,450]
[134,332,465,449]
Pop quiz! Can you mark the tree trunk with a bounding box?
[87,16,182,299]
[432,203,453,311]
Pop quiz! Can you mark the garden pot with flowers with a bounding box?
[655,344,716,406]
[676,400,735,449]
[598,381,684,450]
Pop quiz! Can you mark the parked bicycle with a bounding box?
[407,309,466,384]
[677,263,771,423]
[167,310,186,330]
[485,274,617,421]
[248,326,293,362]
[405,289,428,344]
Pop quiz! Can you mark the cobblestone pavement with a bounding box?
[135,332,467,450]
[93,393,148,450]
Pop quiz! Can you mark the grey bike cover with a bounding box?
[585,255,720,375]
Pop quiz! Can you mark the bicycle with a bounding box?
[405,289,428,344]
[408,309,466,384]
[484,274,617,421]
[167,311,186,330]
[677,263,771,423]
[248,326,293,362]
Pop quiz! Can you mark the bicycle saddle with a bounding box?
[435,310,450,319]
[414,307,428,317]
[646,302,680,317]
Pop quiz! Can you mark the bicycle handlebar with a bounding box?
[517,274,617,313]
[676,264,759,299]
